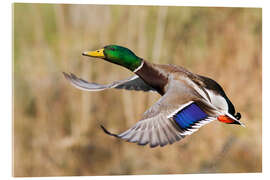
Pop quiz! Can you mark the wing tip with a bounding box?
[63,72,76,81]
[62,72,70,79]
[100,125,120,138]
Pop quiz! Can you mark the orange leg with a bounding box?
[217,115,235,124]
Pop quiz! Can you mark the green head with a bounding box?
[82,45,143,71]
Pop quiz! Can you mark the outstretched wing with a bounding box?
[63,72,156,92]
[101,80,217,148]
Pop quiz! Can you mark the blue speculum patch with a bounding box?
[173,103,208,129]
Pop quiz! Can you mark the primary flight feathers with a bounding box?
[63,72,156,92]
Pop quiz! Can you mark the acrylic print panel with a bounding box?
[13,3,262,177]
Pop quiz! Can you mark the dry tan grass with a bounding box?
[13,4,261,177]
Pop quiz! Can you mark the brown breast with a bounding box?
[135,61,169,95]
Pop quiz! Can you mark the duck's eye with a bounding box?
[97,50,100,52]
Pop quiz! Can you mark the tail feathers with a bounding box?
[100,125,119,138]
[236,120,246,127]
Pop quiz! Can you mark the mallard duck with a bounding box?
[63,45,244,148]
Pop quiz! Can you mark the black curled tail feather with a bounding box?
[100,125,119,138]
[234,112,241,120]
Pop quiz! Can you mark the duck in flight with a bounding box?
[63,45,244,148]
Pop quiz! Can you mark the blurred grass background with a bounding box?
[13,3,262,177]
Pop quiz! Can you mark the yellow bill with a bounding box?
[82,48,105,58]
